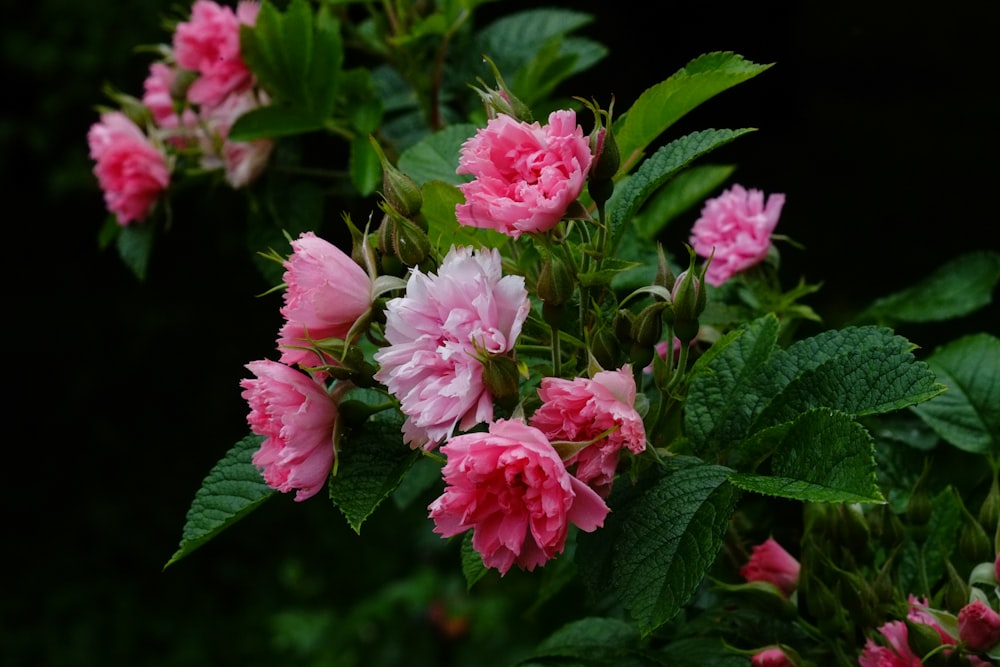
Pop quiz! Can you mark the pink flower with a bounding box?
[456,110,592,238]
[173,0,259,109]
[240,359,339,501]
[373,246,530,449]
[142,62,199,138]
[859,621,921,667]
[428,419,609,574]
[87,111,170,225]
[958,599,1000,652]
[690,184,785,287]
[277,232,374,370]
[199,88,273,188]
[907,595,954,645]
[529,366,646,497]
[740,538,800,597]
[752,647,794,667]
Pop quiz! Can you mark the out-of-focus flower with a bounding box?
[142,61,199,141]
[859,621,922,667]
[752,647,795,667]
[456,110,592,238]
[740,538,801,597]
[173,0,259,109]
[373,246,530,449]
[690,184,785,287]
[529,365,646,497]
[87,111,170,226]
[958,599,1000,652]
[240,359,340,502]
[277,232,374,370]
[199,88,273,188]
[428,419,609,575]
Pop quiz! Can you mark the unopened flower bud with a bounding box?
[943,558,971,611]
[473,56,532,122]
[631,302,666,348]
[377,206,431,267]
[537,255,575,308]
[587,126,619,206]
[958,599,1000,652]
[613,309,635,344]
[959,511,993,565]
[170,68,198,103]
[906,470,933,533]
[906,619,944,658]
[977,475,1000,537]
[654,244,677,294]
[751,646,799,667]
[590,328,621,371]
[370,136,423,218]
[481,354,521,410]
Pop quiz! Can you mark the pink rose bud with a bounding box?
[958,599,1000,652]
[740,538,801,597]
[751,647,794,667]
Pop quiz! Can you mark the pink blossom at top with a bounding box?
[240,359,339,501]
[87,111,170,226]
[428,419,609,575]
[529,365,646,497]
[277,232,374,370]
[752,647,795,667]
[199,88,273,187]
[173,0,259,109]
[958,599,1000,652]
[859,621,922,667]
[373,246,530,449]
[456,110,592,238]
[690,184,785,287]
[740,538,801,597]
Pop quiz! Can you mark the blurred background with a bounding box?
[5,0,998,665]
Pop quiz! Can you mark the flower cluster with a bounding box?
[88,0,272,226]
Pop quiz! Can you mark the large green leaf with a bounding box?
[613,52,772,173]
[115,217,155,281]
[517,617,642,665]
[398,124,478,186]
[576,461,740,634]
[632,163,735,240]
[858,251,1000,325]
[729,409,884,503]
[911,333,1000,454]
[420,180,508,252]
[229,105,329,141]
[165,435,275,568]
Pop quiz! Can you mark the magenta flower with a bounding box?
[859,621,922,667]
[240,360,340,501]
[87,111,170,226]
[740,538,801,597]
[752,647,795,667]
[958,599,1000,652]
[173,0,259,109]
[428,419,609,575]
[690,184,785,287]
[277,232,374,370]
[529,365,646,497]
[142,62,199,141]
[456,110,592,238]
[373,246,530,449]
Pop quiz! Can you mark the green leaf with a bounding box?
[728,408,884,503]
[911,333,1000,454]
[228,105,328,141]
[349,134,381,196]
[897,486,962,596]
[398,124,478,186]
[576,461,740,634]
[420,180,508,252]
[614,52,772,173]
[608,129,755,248]
[658,638,753,667]
[461,532,489,590]
[523,617,640,663]
[165,435,275,569]
[858,251,1000,325]
[116,218,155,281]
[328,417,420,534]
[246,177,324,284]
[633,164,735,240]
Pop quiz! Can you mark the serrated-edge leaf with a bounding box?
[398,123,479,186]
[528,617,640,661]
[634,163,735,240]
[165,435,274,568]
[461,532,489,590]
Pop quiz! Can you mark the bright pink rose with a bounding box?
[740,538,800,597]
[529,365,646,497]
[456,110,592,238]
[752,647,794,667]
[690,184,785,287]
[428,419,609,575]
[859,621,921,667]
[373,246,530,449]
[277,232,373,370]
[173,0,259,108]
[87,111,170,226]
[200,88,273,187]
[240,359,339,501]
[958,599,1000,652]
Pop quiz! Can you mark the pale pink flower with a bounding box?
[529,366,646,497]
[958,599,1000,652]
[240,359,339,501]
[859,621,921,667]
[752,647,794,667]
[456,110,592,238]
[199,88,273,187]
[173,0,259,109]
[740,538,800,597]
[373,246,530,449]
[277,232,374,370]
[428,419,609,575]
[690,184,785,287]
[87,111,170,226]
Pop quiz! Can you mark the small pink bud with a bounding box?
[740,538,801,598]
[751,647,795,667]
[958,599,1000,652]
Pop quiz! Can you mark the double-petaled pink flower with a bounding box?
[373,246,530,449]
[241,359,340,501]
[958,599,1000,652]
[428,419,609,575]
[690,184,785,287]
[173,0,259,109]
[277,232,374,370]
[87,111,170,226]
[529,365,646,497]
[142,62,199,142]
[740,537,800,597]
[199,88,274,188]
[456,110,592,238]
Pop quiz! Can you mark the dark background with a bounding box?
[5,1,998,665]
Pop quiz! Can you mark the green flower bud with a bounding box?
[590,328,621,371]
[906,619,944,660]
[906,467,933,533]
[977,475,1000,537]
[959,513,993,566]
[377,206,431,268]
[943,558,971,611]
[613,309,635,345]
[630,302,666,348]
[629,342,654,371]
[370,137,423,218]
[473,56,533,122]
[654,243,677,294]
[537,255,575,308]
[481,355,521,410]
